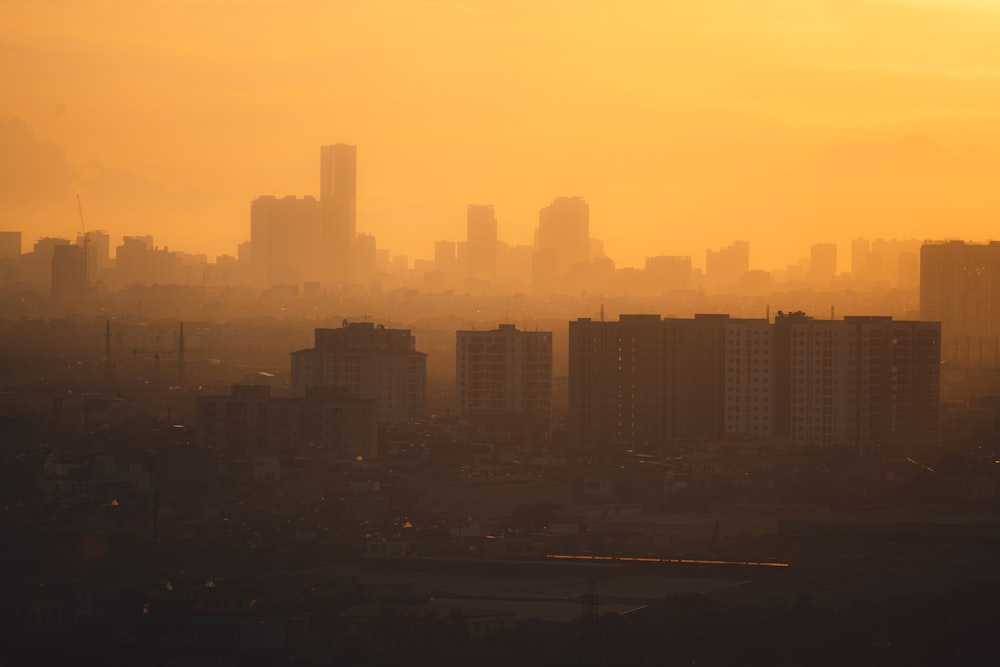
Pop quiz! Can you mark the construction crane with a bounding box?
[76,194,89,280]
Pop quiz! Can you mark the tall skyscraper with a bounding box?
[463,204,498,283]
[320,144,357,283]
[534,196,590,289]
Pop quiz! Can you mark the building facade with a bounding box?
[570,313,940,455]
[319,143,357,283]
[196,384,378,460]
[456,324,552,425]
[290,322,426,424]
[921,240,1000,368]
[249,195,321,287]
[569,314,732,450]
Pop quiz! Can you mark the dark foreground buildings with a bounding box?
[456,323,553,446]
[569,313,940,456]
[290,321,427,425]
[921,239,1000,368]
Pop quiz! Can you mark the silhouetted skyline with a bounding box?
[5,3,1000,269]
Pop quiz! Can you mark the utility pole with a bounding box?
[104,319,113,382]
[177,322,185,386]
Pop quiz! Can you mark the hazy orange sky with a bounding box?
[3,0,1000,271]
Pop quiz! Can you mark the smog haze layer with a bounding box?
[4,0,1000,269]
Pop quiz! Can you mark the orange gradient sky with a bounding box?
[3,0,1000,271]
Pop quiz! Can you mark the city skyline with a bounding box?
[5,2,1000,270]
[0,139,965,288]
[7,3,1000,663]
[2,135,999,276]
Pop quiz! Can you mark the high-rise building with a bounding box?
[0,231,22,287]
[249,195,321,287]
[77,230,110,283]
[113,236,179,287]
[355,232,377,284]
[569,314,731,450]
[706,240,750,291]
[851,237,873,281]
[51,243,87,303]
[724,318,773,439]
[463,204,498,283]
[290,322,426,424]
[773,313,859,447]
[534,196,590,289]
[320,144,357,283]
[921,240,1000,367]
[456,324,552,420]
[773,312,940,454]
[23,237,70,291]
[852,237,921,287]
[570,313,940,455]
[0,231,20,260]
[808,242,837,285]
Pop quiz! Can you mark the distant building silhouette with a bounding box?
[644,255,693,293]
[497,242,534,290]
[23,237,71,292]
[320,143,357,283]
[852,237,921,287]
[921,240,1000,368]
[51,243,87,303]
[355,232,377,284]
[114,236,178,287]
[250,195,321,287]
[0,231,21,287]
[706,240,749,292]
[76,229,110,284]
[808,242,837,285]
[463,204,498,284]
[290,322,426,424]
[534,196,590,290]
[0,231,21,260]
